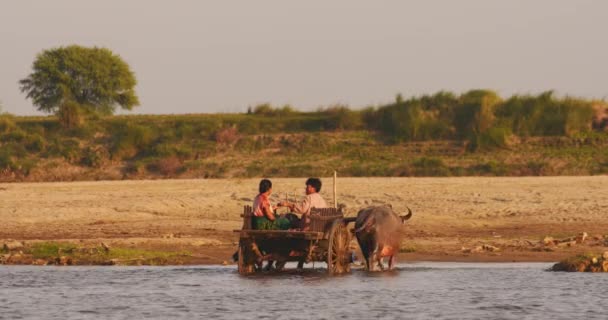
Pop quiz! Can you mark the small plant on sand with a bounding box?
[399,245,417,253]
[30,242,78,259]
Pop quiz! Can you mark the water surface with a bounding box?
[1,262,607,319]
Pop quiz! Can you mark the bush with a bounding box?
[468,127,512,151]
[497,92,594,137]
[323,105,364,130]
[0,151,35,176]
[80,147,104,168]
[51,138,81,163]
[0,115,17,134]
[0,150,15,171]
[215,126,240,146]
[470,160,508,176]
[66,124,99,139]
[455,90,501,139]
[523,160,546,176]
[123,160,146,175]
[111,123,156,159]
[0,129,27,143]
[147,156,183,176]
[563,98,594,135]
[412,157,450,176]
[24,133,46,153]
[15,158,36,176]
[251,103,296,117]
[253,103,274,115]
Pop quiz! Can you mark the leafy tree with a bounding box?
[19,45,139,128]
[455,90,501,137]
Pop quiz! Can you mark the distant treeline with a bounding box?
[248,90,606,150]
[0,89,607,180]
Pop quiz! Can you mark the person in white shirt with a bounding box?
[278,177,328,230]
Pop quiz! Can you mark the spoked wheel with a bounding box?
[327,219,351,275]
[237,239,256,275]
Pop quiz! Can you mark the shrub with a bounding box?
[563,98,594,136]
[152,143,176,157]
[54,138,81,163]
[468,127,512,151]
[80,147,104,168]
[523,160,546,176]
[323,105,364,130]
[455,90,501,139]
[392,163,414,177]
[123,160,146,175]
[470,160,508,176]
[0,129,27,143]
[0,150,14,171]
[0,115,17,134]
[215,126,240,146]
[66,123,98,139]
[253,103,274,115]
[24,133,46,153]
[111,123,156,159]
[412,157,450,176]
[15,158,36,176]
[175,121,195,139]
[147,156,183,176]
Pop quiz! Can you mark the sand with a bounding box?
[1,176,607,264]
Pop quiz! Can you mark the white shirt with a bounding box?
[292,192,328,215]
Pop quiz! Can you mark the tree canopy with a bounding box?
[20,45,139,127]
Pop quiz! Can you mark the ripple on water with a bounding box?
[1,263,608,319]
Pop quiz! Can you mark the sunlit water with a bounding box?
[1,262,607,319]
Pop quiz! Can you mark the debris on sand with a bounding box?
[3,241,24,251]
[542,232,588,247]
[461,244,500,253]
[519,232,598,252]
[552,252,608,272]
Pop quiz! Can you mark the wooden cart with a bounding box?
[235,206,353,275]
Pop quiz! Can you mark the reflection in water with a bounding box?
[1,263,607,319]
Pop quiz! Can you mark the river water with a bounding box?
[1,262,606,319]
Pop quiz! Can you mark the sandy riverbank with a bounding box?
[1,176,607,265]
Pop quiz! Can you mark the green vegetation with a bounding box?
[28,242,191,266]
[30,242,78,259]
[19,45,139,128]
[1,90,607,181]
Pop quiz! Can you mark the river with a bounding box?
[1,262,606,319]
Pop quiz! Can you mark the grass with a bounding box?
[0,100,606,181]
[30,242,78,259]
[27,242,191,265]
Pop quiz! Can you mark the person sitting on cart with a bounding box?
[253,179,291,230]
[277,177,328,231]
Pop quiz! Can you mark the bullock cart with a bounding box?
[235,206,355,275]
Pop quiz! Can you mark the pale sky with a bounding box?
[1,0,607,116]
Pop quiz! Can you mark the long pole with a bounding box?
[333,171,337,209]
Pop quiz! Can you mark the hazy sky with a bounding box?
[1,1,607,115]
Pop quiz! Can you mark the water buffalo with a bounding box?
[354,205,412,271]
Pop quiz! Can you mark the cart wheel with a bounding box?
[238,240,255,275]
[327,219,351,275]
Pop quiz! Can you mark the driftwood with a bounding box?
[543,232,588,247]
[3,241,24,251]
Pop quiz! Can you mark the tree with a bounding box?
[19,45,139,127]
